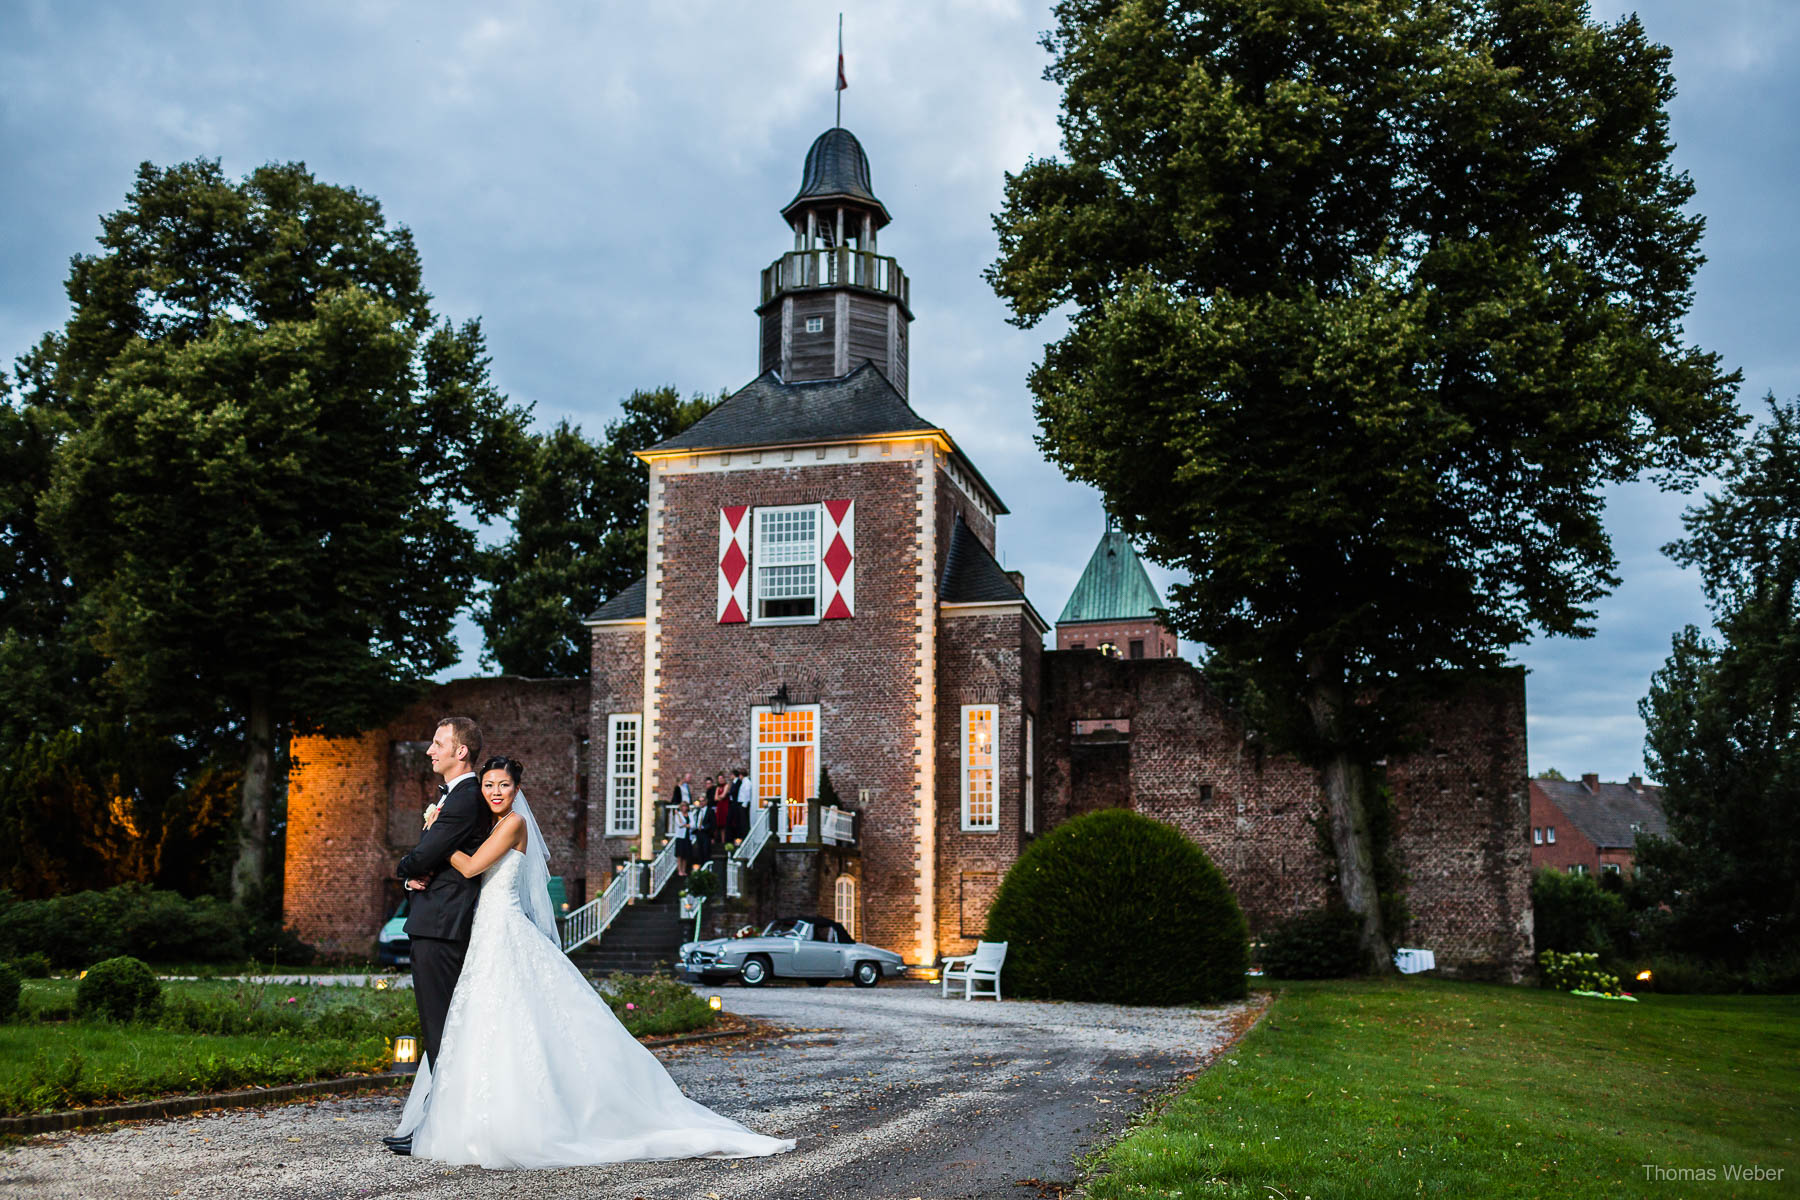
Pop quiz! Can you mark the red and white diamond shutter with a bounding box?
[821,499,855,619]
[718,505,750,623]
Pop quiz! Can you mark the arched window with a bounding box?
[834,875,858,940]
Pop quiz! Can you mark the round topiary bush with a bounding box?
[1258,906,1366,978]
[76,956,162,1022]
[982,809,1249,1004]
[0,962,20,1023]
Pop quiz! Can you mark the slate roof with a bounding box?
[940,517,1025,604]
[1535,778,1668,848]
[1057,528,1166,624]
[783,127,890,226]
[584,576,646,623]
[646,363,936,455]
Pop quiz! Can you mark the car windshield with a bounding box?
[762,918,812,939]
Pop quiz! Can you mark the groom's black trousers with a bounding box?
[410,934,469,1070]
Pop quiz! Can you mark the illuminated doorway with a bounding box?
[750,705,818,843]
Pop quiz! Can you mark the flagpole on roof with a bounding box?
[836,12,845,128]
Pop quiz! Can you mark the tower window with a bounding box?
[752,504,819,622]
[805,316,824,333]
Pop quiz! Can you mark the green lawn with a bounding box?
[2,972,716,1115]
[1087,978,1798,1199]
[0,1024,390,1115]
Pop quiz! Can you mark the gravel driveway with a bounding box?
[1,982,1260,1200]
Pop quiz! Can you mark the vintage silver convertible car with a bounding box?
[678,916,908,987]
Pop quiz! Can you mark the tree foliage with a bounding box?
[22,159,530,902]
[476,387,715,677]
[1637,397,1800,967]
[988,0,1740,967]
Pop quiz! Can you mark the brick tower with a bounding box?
[583,126,1045,965]
[1054,516,1178,659]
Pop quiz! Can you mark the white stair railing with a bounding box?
[733,805,774,870]
[560,865,639,954]
[725,855,744,899]
[645,838,679,899]
[820,805,856,846]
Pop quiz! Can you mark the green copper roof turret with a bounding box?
[1057,527,1166,624]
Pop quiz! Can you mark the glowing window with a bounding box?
[961,704,998,831]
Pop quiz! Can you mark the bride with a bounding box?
[390,755,794,1169]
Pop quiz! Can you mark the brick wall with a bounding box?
[934,610,1040,957]
[650,458,924,960]
[285,677,586,957]
[588,626,647,889]
[1383,674,1533,979]
[1038,653,1532,979]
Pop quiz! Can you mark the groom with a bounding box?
[383,715,488,1156]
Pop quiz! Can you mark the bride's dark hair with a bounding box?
[480,755,524,784]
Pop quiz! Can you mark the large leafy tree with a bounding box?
[476,387,715,677]
[34,160,530,903]
[1637,397,1800,966]
[988,0,1741,967]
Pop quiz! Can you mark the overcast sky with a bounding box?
[4,1,1794,783]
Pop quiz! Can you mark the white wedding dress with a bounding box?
[392,799,793,1169]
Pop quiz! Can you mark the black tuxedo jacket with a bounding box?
[397,775,488,942]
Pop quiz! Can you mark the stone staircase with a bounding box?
[567,890,686,977]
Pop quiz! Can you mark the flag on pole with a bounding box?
[836,16,847,92]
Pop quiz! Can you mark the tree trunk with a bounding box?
[1305,658,1394,974]
[231,690,274,905]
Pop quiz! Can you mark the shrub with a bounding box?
[597,972,716,1038]
[684,866,720,901]
[9,952,50,978]
[982,809,1249,1005]
[76,956,162,1021]
[1531,868,1631,957]
[0,885,313,967]
[1258,906,1366,979]
[0,962,19,1022]
[1537,949,1623,996]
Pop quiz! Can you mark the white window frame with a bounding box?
[749,703,821,842]
[1532,827,1542,845]
[1546,826,1556,844]
[1023,713,1035,835]
[834,875,857,940]
[750,503,822,626]
[605,714,641,837]
[961,704,999,832]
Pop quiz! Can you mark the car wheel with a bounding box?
[740,955,771,987]
[807,978,830,987]
[853,960,880,988]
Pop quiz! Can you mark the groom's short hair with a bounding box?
[436,716,483,765]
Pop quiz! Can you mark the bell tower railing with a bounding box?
[761,248,909,310]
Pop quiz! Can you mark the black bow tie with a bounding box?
[437,783,449,798]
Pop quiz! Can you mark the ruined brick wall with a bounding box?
[1384,674,1532,979]
[285,677,585,957]
[651,456,924,961]
[588,626,646,889]
[934,610,1039,958]
[1038,653,1531,979]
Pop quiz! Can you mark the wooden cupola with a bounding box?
[757,127,913,396]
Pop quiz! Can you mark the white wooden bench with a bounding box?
[940,940,1007,1001]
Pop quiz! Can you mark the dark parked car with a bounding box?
[376,897,410,967]
[678,916,906,987]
